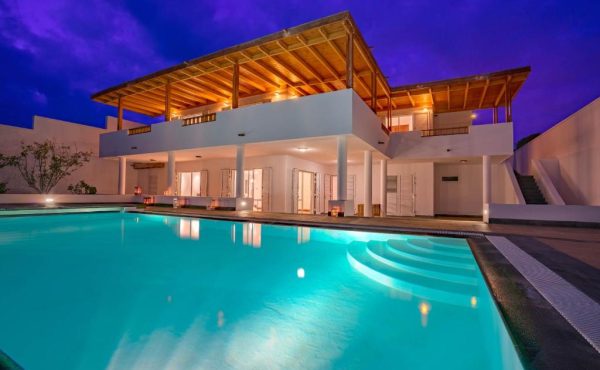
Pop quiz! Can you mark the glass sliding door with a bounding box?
[177,171,208,196]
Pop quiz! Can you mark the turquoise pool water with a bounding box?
[0,212,522,369]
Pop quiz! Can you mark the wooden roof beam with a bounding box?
[270,54,322,94]
[478,79,489,108]
[494,79,507,107]
[188,78,231,99]
[176,80,222,102]
[429,88,435,108]
[463,82,469,110]
[254,59,308,96]
[169,85,209,105]
[209,69,253,94]
[240,62,281,89]
[277,41,334,92]
[406,91,415,107]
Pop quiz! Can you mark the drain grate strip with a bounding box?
[487,236,600,353]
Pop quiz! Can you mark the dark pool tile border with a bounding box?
[0,208,124,218]
[468,237,600,369]
[132,209,482,239]
[0,349,24,369]
[490,218,600,229]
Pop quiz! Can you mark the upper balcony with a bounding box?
[386,121,514,160]
[99,89,389,158]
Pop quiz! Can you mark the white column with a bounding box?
[167,151,176,195]
[118,156,126,195]
[482,155,491,209]
[235,144,245,198]
[380,159,387,217]
[363,150,372,217]
[337,136,347,200]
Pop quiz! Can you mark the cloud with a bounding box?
[0,0,170,93]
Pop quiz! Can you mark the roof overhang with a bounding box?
[91,11,390,117]
[388,66,531,113]
[91,12,530,118]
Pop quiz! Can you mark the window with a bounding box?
[177,171,207,196]
[390,114,413,132]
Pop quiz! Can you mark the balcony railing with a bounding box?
[182,113,217,126]
[128,126,152,135]
[421,126,469,137]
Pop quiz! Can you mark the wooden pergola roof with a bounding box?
[91,11,530,117]
[387,66,530,113]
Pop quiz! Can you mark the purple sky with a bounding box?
[1,0,599,142]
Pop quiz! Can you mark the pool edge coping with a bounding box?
[468,237,600,369]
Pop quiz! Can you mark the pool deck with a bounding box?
[137,206,600,368]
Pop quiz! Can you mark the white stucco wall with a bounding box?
[433,163,516,216]
[514,97,600,205]
[387,122,513,160]
[0,116,140,194]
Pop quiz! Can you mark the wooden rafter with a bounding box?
[462,82,469,110]
[478,79,489,108]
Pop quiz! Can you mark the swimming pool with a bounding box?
[0,212,522,369]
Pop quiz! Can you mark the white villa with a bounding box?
[1,12,535,219]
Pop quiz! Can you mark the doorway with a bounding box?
[244,168,272,212]
[386,174,416,216]
[294,170,316,214]
[221,168,272,211]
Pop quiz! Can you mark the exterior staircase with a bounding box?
[515,172,547,204]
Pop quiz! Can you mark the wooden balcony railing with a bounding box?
[421,126,469,137]
[128,126,152,135]
[182,113,217,126]
[381,124,390,135]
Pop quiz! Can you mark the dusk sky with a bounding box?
[1,0,598,142]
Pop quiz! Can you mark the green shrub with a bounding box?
[0,182,7,194]
[67,180,97,194]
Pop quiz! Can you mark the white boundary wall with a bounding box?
[486,203,600,225]
[0,116,142,194]
[514,97,600,205]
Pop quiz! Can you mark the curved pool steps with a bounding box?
[366,242,478,286]
[386,240,476,270]
[347,242,480,307]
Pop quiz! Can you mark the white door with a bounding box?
[220,169,235,197]
[297,170,315,214]
[400,174,416,216]
[292,169,299,213]
[262,167,272,212]
[386,175,400,216]
[323,174,332,211]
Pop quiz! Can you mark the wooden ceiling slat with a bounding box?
[176,80,221,103]
[240,62,281,89]
[253,59,308,96]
